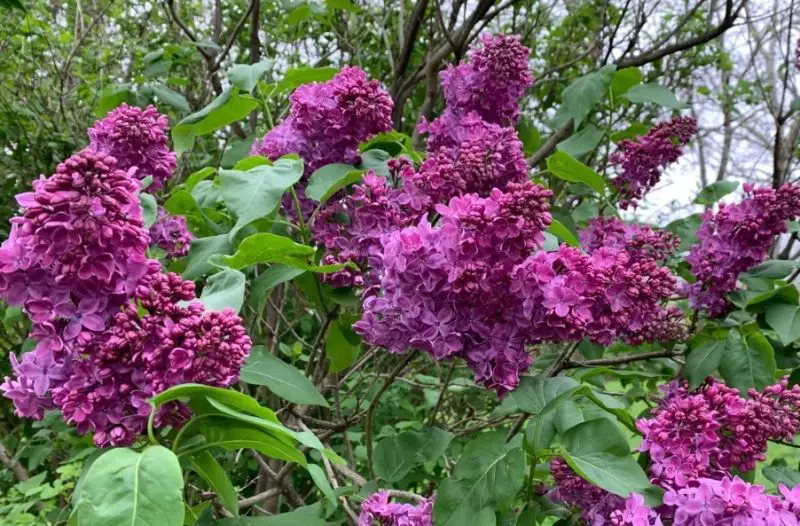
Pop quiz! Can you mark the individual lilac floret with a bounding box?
[358,491,433,526]
[688,182,800,317]
[610,116,697,208]
[149,207,192,258]
[87,104,177,191]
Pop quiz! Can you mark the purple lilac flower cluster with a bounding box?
[420,33,533,149]
[251,66,394,218]
[149,207,193,257]
[0,107,251,447]
[354,182,554,394]
[86,103,177,192]
[358,491,433,526]
[688,182,800,317]
[355,203,680,393]
[308,35,533,290]
[609,116,698,209]
[312,165,427,288]
[637,377,800,488]
[553,461,800,526]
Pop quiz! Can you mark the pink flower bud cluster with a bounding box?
[87,104,177,191]
[688,183,800,317]
[610,116,697,208]
[358,491,433,526]
[637,378,800,489]
[251,66,393,198]
[149,207,192,257]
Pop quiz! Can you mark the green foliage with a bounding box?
[71,446,184,526]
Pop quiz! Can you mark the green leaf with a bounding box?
[276,67,338,93]
[233,156,272,171]
[665,213,702,251]
[185,168,216,192]
[287,4,313,25]
[198,269,246,313]
[305,164,364,203]
[686,335,727,388]
[766,304,800,345]
[358,149,391,177]
[228,60,275,93]
[220,158,304,239]
[511,376,580,415]
[610,68,643,98]
[221,139,257,169]
[433,432,526,526]
[248,265,306,313]
[556,124,605,158]
[517,118,541,156]
[223,233,345,273]
[560,65,616,128]
[173,88,260,154]
[694,180,738,205]
[719,331,777,393]
[546,150,607,194]
[240,347,329,407]
[609,123,650,143]
[547,219,580,247]
[183,235,234,280]
[151,383,282,426]
[745,260,800,280]
[374,428,453,482]
[790,97,800,113]
[763,465,800,488]
[177,416,307,465]
[151,84,191,112]
[140,193,158,229]
[625,83,686,109]
[189,451,238,516]
[560,419,658,504]
[325,317,361,373]
[73,446,184,526]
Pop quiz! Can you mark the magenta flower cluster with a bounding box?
[251,66,394,218]
[358,491,433,526]
[0,107,251,447]
[638,377,800,488]
[553,460,800,526]
[420,33,533,148]
[609,116,697,208]
[149,206,193,257]
[550,377,800,524]
[87,103,178,191]
[688,182,800,317]
[311,34,532,289]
